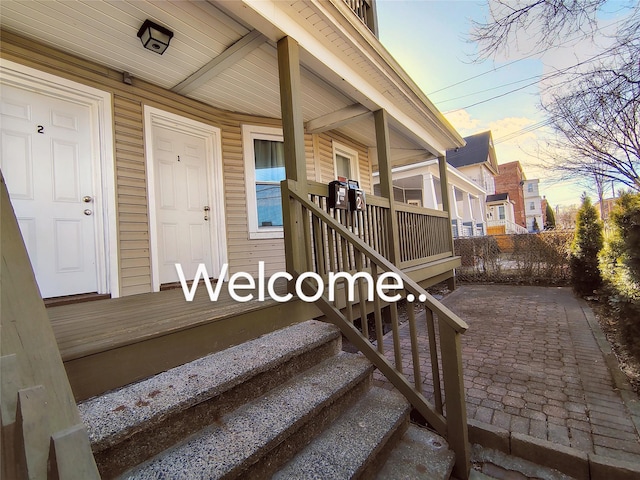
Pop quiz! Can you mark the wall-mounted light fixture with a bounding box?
[137,19,173,55]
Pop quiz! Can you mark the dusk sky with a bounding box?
[376,0,635,208]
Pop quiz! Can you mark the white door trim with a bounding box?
[0,59,119,297]
[144,107,227,291]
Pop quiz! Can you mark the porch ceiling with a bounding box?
[0,0,458,162]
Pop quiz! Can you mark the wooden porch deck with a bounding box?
[48,281,319,401]
[47,254,459,402]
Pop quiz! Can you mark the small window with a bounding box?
[529,201,535,210]
[243,125,285,239]
[498,206,505,220]
[333,142,359,183]
[528,183,534,193]
[254,139,285,228]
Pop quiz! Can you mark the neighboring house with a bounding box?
[494,161,527,229]
[485,193,526,235]
[373,159,487,238]
[444,130,526,235]
[0,1,472,477]
[595,197,618,221]
[524,179,543,232]
[446,131,499,195]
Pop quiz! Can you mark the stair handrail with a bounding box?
[282,179,470,480]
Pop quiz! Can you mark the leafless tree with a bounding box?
[470,0,609,59]
[471,1,639,193]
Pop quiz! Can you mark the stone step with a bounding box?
[79,320,341,478]
[376,425,455,480]
[273,387,411,479]
[121,352,374,479]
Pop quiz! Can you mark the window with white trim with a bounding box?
[529,201,535,210]
[498,206,505,220]
[332,142,360,183]
[242,125,285,239]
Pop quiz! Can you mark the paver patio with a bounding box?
[374,285,640,465]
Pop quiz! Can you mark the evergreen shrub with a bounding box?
[570,195,603,296]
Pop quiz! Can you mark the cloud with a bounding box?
[488,117,540,144]
[443,109,480,134]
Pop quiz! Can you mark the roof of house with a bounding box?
[446,131,493,168]
[486,193,509,202]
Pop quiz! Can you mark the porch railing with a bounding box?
[487,219,529,235]
[306,181,452,271]
[343,0,376,32]
[396,203,452,268]
[282,179,470,480]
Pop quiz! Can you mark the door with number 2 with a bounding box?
[0,84,100,298]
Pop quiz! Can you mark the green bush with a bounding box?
[600,192,640,356]
[570,195,603,296]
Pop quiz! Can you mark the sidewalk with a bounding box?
[373,285,640,466]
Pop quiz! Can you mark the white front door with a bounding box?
[152,126,214,284]
[1,84,99,298]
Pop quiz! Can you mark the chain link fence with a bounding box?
[454,231,575,285]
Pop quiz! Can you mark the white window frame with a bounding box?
[332,141,360,184]
[242,124,285,240]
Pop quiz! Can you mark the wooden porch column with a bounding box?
[374,109,400,265]
[438,155,457,289]
[277,36,308,278]
[277,36,307,186]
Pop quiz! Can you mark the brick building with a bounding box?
[494,161,527,228]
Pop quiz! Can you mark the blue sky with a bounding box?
[376,0,635,207]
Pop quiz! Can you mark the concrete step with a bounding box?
[376,425,455,480]
[79,320,341,478]
[273,387,411,479]
[121,352,374,479]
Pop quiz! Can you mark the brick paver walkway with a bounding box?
[373,285,640,464]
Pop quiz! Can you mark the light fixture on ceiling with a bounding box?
[137,19,173,55]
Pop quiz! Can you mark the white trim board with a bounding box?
[0,58,119,297]
[144,106,228,291]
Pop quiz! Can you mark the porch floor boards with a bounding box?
[48,280,289,363]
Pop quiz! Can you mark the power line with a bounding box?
[428,16,629,96]
[493,119,554,144]
[437,73,545,104]
[449,43,624,111]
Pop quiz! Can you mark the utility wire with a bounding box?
[450,43,624,111]
[428,16,629,96]
[437,73,544,104]
[493,119,554,144]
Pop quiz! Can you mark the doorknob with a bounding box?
[83,196,93,203]
[84,209,93,216]
[204,205,210,221]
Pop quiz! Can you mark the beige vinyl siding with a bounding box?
[113,96,151,295]
[0,30,375,295]
[314,132,371,193]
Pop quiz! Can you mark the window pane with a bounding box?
[254,139,285,182]
[336,153,351,178]
[499,206,505,219]
[256,184,283,227]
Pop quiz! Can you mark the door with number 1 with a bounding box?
[152,126,215,285]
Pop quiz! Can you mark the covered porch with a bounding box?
[2,0,471,477]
